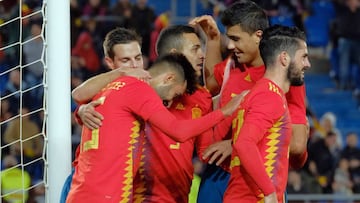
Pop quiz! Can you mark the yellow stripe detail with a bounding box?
[83,129,99,151]
[230,156,240,169]
[264,119,282,178]
[121,120,140,202]
[232,109,245,143]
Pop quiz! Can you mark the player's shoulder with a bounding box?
[194,85,212,96]
[250,78,284,99]
[182,86,212,109]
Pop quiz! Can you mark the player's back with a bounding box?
[133,86,212,203]
[67,76,161,203]
[225,78,292,202]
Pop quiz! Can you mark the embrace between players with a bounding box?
[64,1,311,202]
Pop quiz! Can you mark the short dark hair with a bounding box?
[149,53,197,94]
[103,27,142,59]
[221,0,269,34]
[156,25,197,57]
[259,25,306,68]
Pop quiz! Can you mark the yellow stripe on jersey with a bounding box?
[83,129,99,152]
[264,119,282,178]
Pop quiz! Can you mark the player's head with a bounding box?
[156,25,204,77]
[103,27,143,70]
[148,53,197,107]
[260,25,311,86]
[221,0,268,66]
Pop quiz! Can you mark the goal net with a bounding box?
[0,1,71,202]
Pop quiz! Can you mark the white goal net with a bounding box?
[0,1,71,202]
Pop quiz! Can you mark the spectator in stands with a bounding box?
[1,154,31,203]
[313,111,343,148]
[23,19,44,87]
[70,0,82,48]
[332,158,353,195]
[0,98,13,124]
[308,131,340,193]
[71,31,101,78]
[333,0,360,91]
[1,69,31,115]
[111,0,133,28]
[0,32,12,93]
[82,0,108,17]
[3,106,43,161]
[341,132,360,192]
[130,0,156,68]
[149,10,170,64]
[287,169,309,194]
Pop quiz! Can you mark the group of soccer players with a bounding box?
[63,0,311,202]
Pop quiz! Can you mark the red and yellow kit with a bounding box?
[67,77,225,203]
[224,78,292,203]
[134,87,213,203]
[213,61,307,171]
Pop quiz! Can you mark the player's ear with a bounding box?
[164,73,176,84]
[104,57,115,70]
[169,48,178,54]
[279,51,290,67]
[254,30,263,43]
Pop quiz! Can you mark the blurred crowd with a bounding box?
[0,0,360,202]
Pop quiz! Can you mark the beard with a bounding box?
[287,61,304,86]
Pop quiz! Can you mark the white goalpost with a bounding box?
[0,1,71,203]
[46,0,72,203]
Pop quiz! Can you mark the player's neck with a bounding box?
[263,68,289,93]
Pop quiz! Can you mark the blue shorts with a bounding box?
[197,164,230,203]
[59,168,74,203]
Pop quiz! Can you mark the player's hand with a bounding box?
[220,90,249,116]
[189,15,220,40]
[202,139,232,165]
[264,192,277,203]
[78,100,104,130]
[121,68,151,83]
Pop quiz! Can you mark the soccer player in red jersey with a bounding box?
[189,1,310,202]
[133,25,214,203]
[66,54,243,203]
[224,25,311,203]
[68,25,218,203]
[60,27,150,203]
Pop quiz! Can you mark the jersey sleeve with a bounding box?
[127,82,226,142]
[233,91,284,195]
[286,85,306,125]
[193,90,215,161]
[213,60,227,86]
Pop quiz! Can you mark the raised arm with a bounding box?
[189,15,223,95]
[72,68,151,104]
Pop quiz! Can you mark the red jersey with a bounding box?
[67,77,225,203]
[133,87,213,203]
[224,78,292,203]
[213,61,307,171]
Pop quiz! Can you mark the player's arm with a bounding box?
[148,93,244,142]
[73,68,151,128]
[286,85,309,169]
[189,15,223,95]
[233,93,283,195]
[201,139,232,166]
[194,94,216,162]
[234,122,275,195]
[73,100,104,129]
[72,68,150,104]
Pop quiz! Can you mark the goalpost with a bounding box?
[46,0,71,203]
[0,1,71,202]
